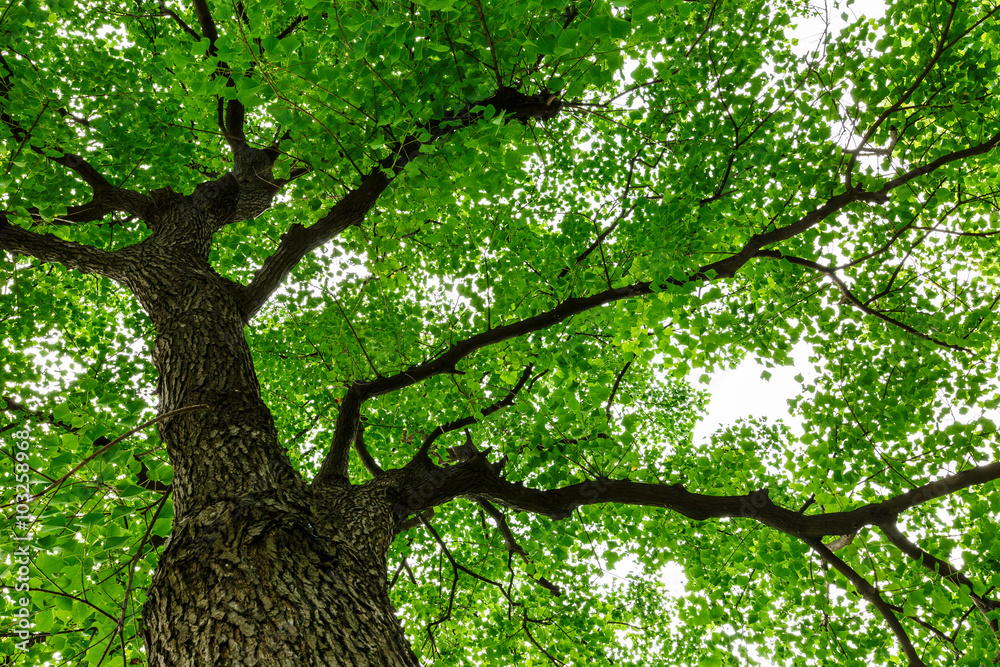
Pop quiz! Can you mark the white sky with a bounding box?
[690,348,811,445]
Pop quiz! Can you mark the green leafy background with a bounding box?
[3,0,1000,664]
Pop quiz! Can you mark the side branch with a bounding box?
[755,251,967,351]
[879,522,1000,630]
[804,537,926,667]
[312,129,1000,487]
[701,129,1000,280]
[317,364,536,485]
[416,365,537,458]
[190,0,246,148]
[1,213,127,278]
[390,456,1000,540]
[311,283,652,488]
[0,55,152,222]
[239,88,563,322]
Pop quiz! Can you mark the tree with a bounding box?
[2,0,1000,663]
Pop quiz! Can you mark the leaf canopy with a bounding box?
[3,0,1000,664]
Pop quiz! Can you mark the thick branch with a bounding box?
[191,0,219,46]
[804,537,926,667]
[239,88,563,321]
[313,122,1000,488]
[319,363,534,484]
[391,455,1000,539]
[190,0,246,148]
[355,130,1000,400]
[0,213,126,278]
[311,283,651,488]
[353,417,384,477]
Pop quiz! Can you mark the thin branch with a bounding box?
[804,537,926,667]
[417,364,536,458]
[475,498,562,596]
[2,396,79,433]
[880,522,1000,634]
[605,356,633,420]
[476,498,526,558]
[756,250,967,351]
[703,128,1000,280]
[843,0,958,188]
[158,0,200,40]
[0,55,152,221]
[36,405,210,497]
[396,509,434,533]
[276,15,307,40]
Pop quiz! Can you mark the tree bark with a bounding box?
[142,483,421,666]
[112,185,421,666]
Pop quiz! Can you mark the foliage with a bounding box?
[2,0,1000,664]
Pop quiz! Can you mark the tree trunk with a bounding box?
[141,483,421,666]
[115,190,421,666]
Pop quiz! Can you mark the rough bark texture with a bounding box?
[106,167,423,666]
[5,70,1000,664]
[142,483,419,666]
